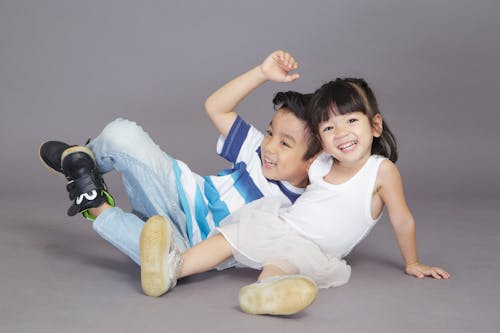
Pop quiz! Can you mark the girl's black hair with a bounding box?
[309,78,398,162]
[272,91,322,160]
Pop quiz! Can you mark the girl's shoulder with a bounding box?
[375,158,402,191]
[378,157,397,172]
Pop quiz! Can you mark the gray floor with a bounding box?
[1,191,498,332]
[1,1,499,331]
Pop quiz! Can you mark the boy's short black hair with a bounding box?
[272,91,322,161]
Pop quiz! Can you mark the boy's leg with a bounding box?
[40,140,152,264]
[140,215,232,297]
[87,119,191,258]
[40,118,191,264]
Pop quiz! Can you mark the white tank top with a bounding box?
[279,153,386,258]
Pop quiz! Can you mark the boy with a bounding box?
[40,50,320,265]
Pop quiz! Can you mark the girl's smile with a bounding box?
[337,140,358,153]
[319,111,382,168]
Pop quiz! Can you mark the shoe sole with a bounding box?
[38,143,62,175]
[140,215,172,297]
[38,144,96,176]
[61,146,96,166]
[238,276,318,315]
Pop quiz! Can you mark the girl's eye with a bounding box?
[323,126,334,132]
[348,118,358,124]
[281,141,291,148]
[266,129,273,136]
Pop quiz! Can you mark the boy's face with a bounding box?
[261,109,314,188]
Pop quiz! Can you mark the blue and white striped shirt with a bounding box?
[172,116,305,245]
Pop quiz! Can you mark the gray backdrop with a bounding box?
[2,0,499,198]
[1,1,499,332]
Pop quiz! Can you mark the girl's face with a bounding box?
[318,111,382,167]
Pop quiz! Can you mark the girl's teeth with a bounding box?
[339,141,356,150]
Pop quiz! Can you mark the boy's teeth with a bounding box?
[265,159,277,166]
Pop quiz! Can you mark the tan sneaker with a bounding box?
[238,275,318,315]
[140,215,182,297]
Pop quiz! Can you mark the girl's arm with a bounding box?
[204,50,299,138]
[377,160,450,279]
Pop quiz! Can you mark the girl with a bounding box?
[139,78,450,316]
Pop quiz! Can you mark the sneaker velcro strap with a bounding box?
[66,172,106,200]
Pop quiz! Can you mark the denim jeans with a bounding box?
[88,118,191,265]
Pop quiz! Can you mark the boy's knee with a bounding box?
[92,118,165,164]
[98,118,149,150]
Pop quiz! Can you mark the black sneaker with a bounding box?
[39,141,114,220]
[39,140,71,174]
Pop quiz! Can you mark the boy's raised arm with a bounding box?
[205,50,300,138]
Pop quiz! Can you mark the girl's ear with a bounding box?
[372,114,383,138]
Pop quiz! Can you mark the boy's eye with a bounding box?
[348,118,358,124]
[266,129,273,136]
[281,141,291,148]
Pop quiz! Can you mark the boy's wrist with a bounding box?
[255,65,269,81]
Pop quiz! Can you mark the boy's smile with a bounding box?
[261,109,313,188]
[262,155,278,168]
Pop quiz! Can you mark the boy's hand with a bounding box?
[259,50,300,83]
[406,262,451,279]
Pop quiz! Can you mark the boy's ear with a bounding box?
[372,114,383,138]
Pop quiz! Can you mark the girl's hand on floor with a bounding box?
[406,262,451,279]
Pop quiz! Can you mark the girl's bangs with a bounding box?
[318,84,366,122]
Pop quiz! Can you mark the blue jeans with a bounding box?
[88,118,191,265]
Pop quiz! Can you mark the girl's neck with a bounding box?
[324,154,371,185]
